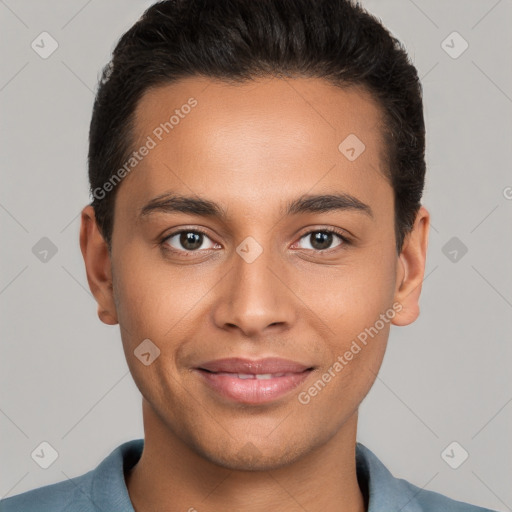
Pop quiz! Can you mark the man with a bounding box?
[0,0,498,511]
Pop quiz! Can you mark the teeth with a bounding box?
[213,372,293,379]
[217,372,294,380]
[210,372,302,380]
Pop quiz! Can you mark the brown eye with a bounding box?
[297,230,345,251]
[180,232,203,250]
[164,230,216,252]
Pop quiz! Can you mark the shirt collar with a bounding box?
[88,438,422,512]
[356,442,423,511]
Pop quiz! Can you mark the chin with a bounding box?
[196,438,308,472]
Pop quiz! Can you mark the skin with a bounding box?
[80,76,429,512]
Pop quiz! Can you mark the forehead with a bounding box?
[119,76,389,215]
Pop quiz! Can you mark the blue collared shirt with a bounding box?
[0,439,497,511]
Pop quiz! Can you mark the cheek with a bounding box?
[111,255,186,406]
[298,318,390,421]
[111,245,222,381]
[111,243,188,337]
[290,246,397,327]
[110,251,168,373]
[291,247,396,404]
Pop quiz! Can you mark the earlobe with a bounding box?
[391,206,430,327]
[79,205,119,326]
[98,308,118,325]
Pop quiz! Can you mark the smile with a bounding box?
[195,368,313,404]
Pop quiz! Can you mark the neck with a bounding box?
[126,399,366,512]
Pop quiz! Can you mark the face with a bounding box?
[81,76,428,471]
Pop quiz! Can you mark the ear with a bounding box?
[391,206,430,326]
[79,205,118,325]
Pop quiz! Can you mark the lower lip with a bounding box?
[195,369,312,404]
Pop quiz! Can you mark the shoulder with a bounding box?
[355,442,498,512]
[0,471,94,512]
[398,476,497,512]
[0,439,143,512]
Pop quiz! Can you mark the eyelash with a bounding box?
[160,227,352,255]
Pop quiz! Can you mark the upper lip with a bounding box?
[197,357,313,374]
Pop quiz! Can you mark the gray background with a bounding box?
[1,0,511,510]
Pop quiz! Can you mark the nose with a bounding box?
[211,241,296,337]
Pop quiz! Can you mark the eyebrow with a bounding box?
[139,192,373,220]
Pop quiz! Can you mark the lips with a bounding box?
[194,357,314,404]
